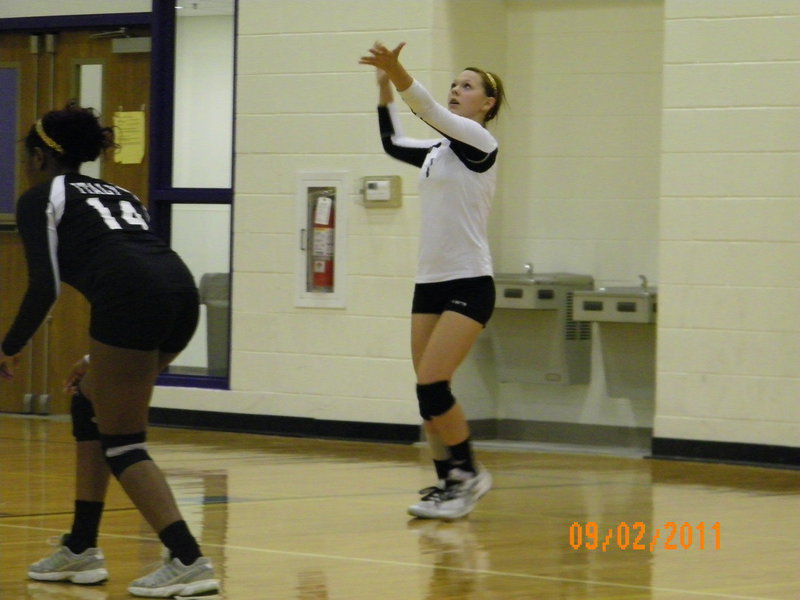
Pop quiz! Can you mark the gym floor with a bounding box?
[1,415,798,599]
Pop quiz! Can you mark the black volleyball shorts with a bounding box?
[90,288,200,353]
[411,275,496,326]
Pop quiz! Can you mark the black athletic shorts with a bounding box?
[411,276,496,326]
[90,288,200,353]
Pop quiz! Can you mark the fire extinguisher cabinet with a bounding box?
[307,189,335,293]
[295,171,349,309]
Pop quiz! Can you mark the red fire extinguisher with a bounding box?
[311,196,335,291]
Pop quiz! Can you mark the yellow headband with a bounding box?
[35,119,64,154]
[484,71,497,96]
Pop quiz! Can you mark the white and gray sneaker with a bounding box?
[28,535,108,585]
[407,480,447,518]
[407,468,492,520]
[127,556,219,598]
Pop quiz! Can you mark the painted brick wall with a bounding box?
[655,0,800,446]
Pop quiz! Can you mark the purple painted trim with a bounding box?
[227,2,239,274]
[0,68,19,216]
[157,373,229,390]
[229,1,239,200]
[149,189,233,244]
[149,0,176,194]
[0,13,150,31]
[152,188,234,204]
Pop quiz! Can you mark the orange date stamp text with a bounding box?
[569,521,721,551]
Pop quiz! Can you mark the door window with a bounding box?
[152,1,236,385]
[173,8,234,188]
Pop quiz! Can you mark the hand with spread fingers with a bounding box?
[359,40,405,70]
[359,41,412,91]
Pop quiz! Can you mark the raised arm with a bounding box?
[360,42,497,158]
[399,80,497,154]
[365,46,439,168]
[376,67,393,107]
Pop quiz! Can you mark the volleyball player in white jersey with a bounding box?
[0,104,219,597]
[359,42,506,519]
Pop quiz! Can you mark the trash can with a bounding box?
[198,272,230,376]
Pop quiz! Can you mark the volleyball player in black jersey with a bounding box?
[0,104,219,598]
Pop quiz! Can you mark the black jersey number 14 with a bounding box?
[86,197,149,231]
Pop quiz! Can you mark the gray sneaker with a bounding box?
[28,535,108,585]
[407,468,492,520]
[407,481,446,518]
[127,556,219,598]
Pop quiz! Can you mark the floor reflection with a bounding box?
[296,569,329,599]
[25,582,109,600]
[408,519,490,599]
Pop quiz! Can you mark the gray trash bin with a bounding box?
[198,272,230,376]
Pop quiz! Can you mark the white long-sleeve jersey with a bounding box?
[378,79,498,283]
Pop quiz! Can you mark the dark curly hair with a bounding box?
[25,102,116,170]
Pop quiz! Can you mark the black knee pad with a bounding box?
[416,381,455,421]
[100,432,151,478]
[71,392,100,441]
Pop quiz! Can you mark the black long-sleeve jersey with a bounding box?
[1,173,194,356]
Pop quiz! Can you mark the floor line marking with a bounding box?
[0,522,776,600]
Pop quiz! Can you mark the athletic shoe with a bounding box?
[28,534,108,585]
[127,556,219,598]
[407,480,447,518]
[407,467,492,520]
[447,467,492,498]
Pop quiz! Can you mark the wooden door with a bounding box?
[0,32,40,412]
[0,26,150,414]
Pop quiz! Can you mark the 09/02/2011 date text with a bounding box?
[569,521,721,551]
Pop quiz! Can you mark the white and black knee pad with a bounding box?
[100,433,151,478]
[71,392,100,442]
[416,381,455,421]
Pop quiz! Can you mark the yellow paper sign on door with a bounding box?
[113,111,145,164]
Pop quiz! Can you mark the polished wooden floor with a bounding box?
[1,415,798,600]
